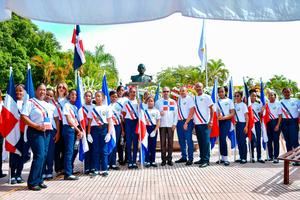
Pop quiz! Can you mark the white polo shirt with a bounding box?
[155,98,178,127]
[22,98,50,125]
[177,95,195,120]
[144,107,160,126]
[88,104,112,126]
[252,102,262,122]
[62,102,78,126]
[122,99,138,120]
[217,98,234,116]
[234,102,248,123]
[47,102,59,129]
[83,104,93,125]
[280,98,300,119]
[193,94,213,125]
[109,102,123,125]
[267,102,282,119]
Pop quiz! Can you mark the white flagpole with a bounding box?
[205,44,208,88]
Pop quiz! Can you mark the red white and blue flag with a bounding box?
[260,79,269,149]
[243,78,255,141]
[72,25,86,70]
[0,68,21,155]
[75,73,89,161]
[163,100,175,111]
[228,77,236,149]
[136,99,148,165]
[210,79,220,149]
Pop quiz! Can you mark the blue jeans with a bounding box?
[251,122,262,160]
[146,125,158,163]
[62,125,76,177]
[125,119,138,164]
[91,125,108,171]
[109,124,121,166]
[236,122,247,160]
[27,127,50,187]
[281,118,299,152]
[43,129,56,175]
[10,133,25,178]
[267,119,280,159]
[176,120,194,161]
[195,124,211,163]
[219,120,231,156]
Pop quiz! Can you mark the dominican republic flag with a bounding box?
[102,74,110,105]
[75,73,89,161]
[162,100,175,111]
[102,74,116,154]
[260,79,269,150]
[72,25,86,70]
[154,83,160,102]
[210,79,219,149]
[136,99,148,165]
[0,68,21,155]
[228,77,236,149]
[198,20,206,67]
[243,78,255,141]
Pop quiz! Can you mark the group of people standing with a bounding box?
[0,81,299,191]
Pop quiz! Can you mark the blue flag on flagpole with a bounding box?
[154,83,160,102]
[198,20,206,66]
[25,64,35,101]
[102,74,110,105]
[72,25,86,70]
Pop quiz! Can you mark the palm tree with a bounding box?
[206,59,229,86]
[266,75,299,98]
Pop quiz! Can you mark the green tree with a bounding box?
[201,59,229,86]
[266,75,299,98]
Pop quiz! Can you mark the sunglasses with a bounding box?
[234,95,241,97]
[58,86,65,89]
[163,91,170,93]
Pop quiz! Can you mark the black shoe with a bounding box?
[110,165,120,170]
[132,163,138,169]
[10,178,17,185]
[167,161,173,166]
[84,170,90,175]
[101,172,109,177]
[234,159,241,163]
[16,177,25,184]
[161,161,166,166]
[224,161,230,166]
[28,185,41,191]
[240,160,247,164]
[216,160,225,164]
[119,161,126,166]
[175,158,187,163]
[64,175,79,180]
[151,162,158,167]
[292,162,300,166]
[251,159,256,163]
[199,163,209,168]
[128,164,133,169]
[145,162,151,168]
[194,160,202,165]
[39,183,48,189]
[258,159,265,163]
[186,160,193,166]
[89,171,99,177]
[0,174,7,178]
[266,158,273,162]
[273,159,279,164]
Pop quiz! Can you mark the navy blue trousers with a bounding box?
[10,133,25,178]
[91,125,108,171]
[251,122,262,160]
[281,118,299,152]
[43,129,56,175]
[177,120,194,161]
[27,127,50,187]
[125,119,139,165]
[195,124,211,163]
[109,124,121,166]
[219,120,231,157]
[267,119,280,159]
[145,125,158,163]
[62,125,75,177]
[236,122,247,160]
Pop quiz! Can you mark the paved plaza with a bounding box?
[0,149,299,200]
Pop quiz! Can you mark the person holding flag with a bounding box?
[193,82,214,168]
[175,86,195,166]
[234,91,249,164]
[0,90,6,179]
[122,87,139,169]
[87,91,112,177]
[9,84,26,184]
[144,96,161,167]
[61,89,83,180]
[216,87,235,166]
[21,83,53,191]
[266,91,282,163]
[155,87,177,166]
[280,88,299,164]
[249,89,265,163]
[108,90,124,170]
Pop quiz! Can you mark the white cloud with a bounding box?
[56,14,300,87]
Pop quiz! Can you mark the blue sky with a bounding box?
[34,14,300,86]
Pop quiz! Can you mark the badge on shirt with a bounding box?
[237,108,241,111]
[44,117,53,131]
[225,103,229,106]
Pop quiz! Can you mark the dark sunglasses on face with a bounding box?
[163,91,169,93]
[234,95,240,98]
[58,86,65,89]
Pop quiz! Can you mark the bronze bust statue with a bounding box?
[131,63,152,83]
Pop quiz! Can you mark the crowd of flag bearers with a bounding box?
[0,71,299,191]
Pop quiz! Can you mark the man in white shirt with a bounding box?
[193,83,214,167]
[175,87,195,165]
[155,87,177,166]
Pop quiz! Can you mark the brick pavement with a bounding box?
[0,150,299,200]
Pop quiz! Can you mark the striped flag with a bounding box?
[210,79,219,149]
[260,79,269,149]
[75,73,89,162]
[102,74,116,154]
[0,68,21,155]
[137,99,148,165]
[198,20,206,67]
[228,77,236,149]
[243,78,255,141]
[72,25,86,70]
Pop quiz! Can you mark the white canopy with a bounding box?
[1,0,300,24]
